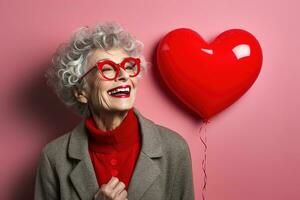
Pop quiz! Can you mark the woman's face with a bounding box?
[80,48,140,114]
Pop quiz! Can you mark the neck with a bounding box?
[90,108,129,131]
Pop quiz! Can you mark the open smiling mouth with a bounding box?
[107,85,131,98]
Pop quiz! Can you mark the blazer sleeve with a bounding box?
[170,140,195,200]
[34,149,59,200]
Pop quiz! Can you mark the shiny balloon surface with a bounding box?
[157,28,263,120]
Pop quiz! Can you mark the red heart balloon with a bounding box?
[156,28,263,121]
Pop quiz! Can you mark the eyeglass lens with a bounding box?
[101,60,139,79]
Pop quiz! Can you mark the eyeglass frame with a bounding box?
[79,57,141,81]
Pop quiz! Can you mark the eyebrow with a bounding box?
[95,57,129,63]
[96,58,107,62]
[93,58,112,65]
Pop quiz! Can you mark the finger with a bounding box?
[107,176,120,189]
[93,188,105,200]
[111,181,126,198]
[115,190,128,200]
[100,183,113,197]
[93,189,100,200]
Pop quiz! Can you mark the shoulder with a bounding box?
[39,131,72,164]
[40,123,81,169]
[158,126,191,160]
[38,120,87,165]
[141,115,191,157]
[157,123,189,151]
[145,119,193,172]
[43,132,70,152]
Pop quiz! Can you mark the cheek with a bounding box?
[131,77,139,88]
[93,78,109,95]
[90,79,111,106]
[130,79,139,102]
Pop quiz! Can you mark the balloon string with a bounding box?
[199,119,210,200]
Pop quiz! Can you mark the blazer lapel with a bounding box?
[127,151,161,200]
[68,121,99,200]
[67,108,164,200]
[127,108,163,200]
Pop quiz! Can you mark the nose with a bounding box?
[116,67,130,81]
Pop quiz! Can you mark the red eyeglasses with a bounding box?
[80,57,141,81]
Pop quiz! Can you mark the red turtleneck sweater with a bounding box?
[84,108,141,191]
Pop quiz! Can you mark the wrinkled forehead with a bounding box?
[87,48,129,66]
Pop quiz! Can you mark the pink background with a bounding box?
[0,0,299,199]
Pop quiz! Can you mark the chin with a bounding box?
[112,99,135,111]
[111,105,133,112]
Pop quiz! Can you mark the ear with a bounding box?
[73,88,89,104]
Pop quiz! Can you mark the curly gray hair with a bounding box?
[46,22,147,117]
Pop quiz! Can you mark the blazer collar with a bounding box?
[68,107,163,160]
[68,107,163,200]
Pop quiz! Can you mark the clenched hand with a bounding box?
[94,177,128,200]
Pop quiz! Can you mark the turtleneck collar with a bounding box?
[84,108,140,153]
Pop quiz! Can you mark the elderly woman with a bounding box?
[34,22,195,200]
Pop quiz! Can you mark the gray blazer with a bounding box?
[34,108,195,200]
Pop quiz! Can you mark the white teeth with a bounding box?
[108,87,130,95]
